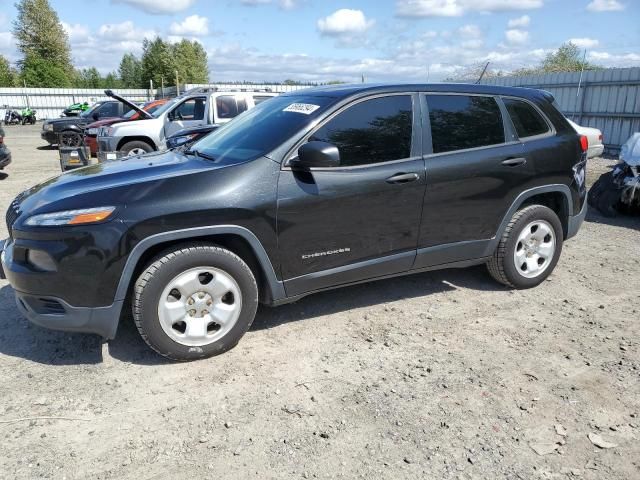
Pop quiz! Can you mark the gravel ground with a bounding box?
[0,124,638,480]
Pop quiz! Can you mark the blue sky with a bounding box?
[0,0,638,82]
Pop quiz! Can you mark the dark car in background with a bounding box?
[41,100,134,147]
[0,126,11,171]
[2,83,588,361]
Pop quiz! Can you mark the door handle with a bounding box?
[386,172,419,184]
[501,157,527,167]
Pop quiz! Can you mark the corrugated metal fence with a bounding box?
[481,67,640,155]
[0,83,313,120]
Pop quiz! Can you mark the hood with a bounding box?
[105,89,152,120]
[14,151,222,216]
[45,116,91,127]
[85,117,124,129]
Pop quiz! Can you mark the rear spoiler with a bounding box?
[104,90,153,120]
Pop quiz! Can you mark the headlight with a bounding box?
[43,123,53,131]
[25,207,116,227]
[86,128,98,135]
[99,126,114,137]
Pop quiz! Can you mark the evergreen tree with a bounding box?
[13,0,74,85]
[75,67,103,88]
[172,39,209,85]
[119,53,143,88]
[141,37,175,88]
[0,55,18,87]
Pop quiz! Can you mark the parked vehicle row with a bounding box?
[1,83,588,361]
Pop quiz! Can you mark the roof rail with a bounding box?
[179,86,275,96]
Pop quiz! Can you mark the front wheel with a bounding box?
[120,140,154,157]
[132,244,259,361]
[487,205,563,289]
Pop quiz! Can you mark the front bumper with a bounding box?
[15,291,122,339]
[84,135,98,155]
[567,197,588,239]
[1,238,121,338]
[41,130,57,144]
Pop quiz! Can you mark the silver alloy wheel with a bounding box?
[157,266,242,347]
[513,220,556,279]
[127,148,148,156]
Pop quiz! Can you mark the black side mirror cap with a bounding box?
[293,141,340,169]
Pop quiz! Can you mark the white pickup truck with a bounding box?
[97,87,277,159]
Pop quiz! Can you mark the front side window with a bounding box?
[309,95,413,167]
[172,97,206,121]
[427,95,505,154]
[98,102,119,118]
[503,98,550,138]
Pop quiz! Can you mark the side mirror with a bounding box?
[292,141,340,169]
[167,135,193,149]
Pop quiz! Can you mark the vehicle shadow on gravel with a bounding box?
[585,208,640,231]
[251,265,502,332]
[0,285,104,365]
[0,172,8,181]
[0,266,504,366]
[36,145,57,151]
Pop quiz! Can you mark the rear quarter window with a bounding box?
[426,95,505,154]
[503,98,550,138]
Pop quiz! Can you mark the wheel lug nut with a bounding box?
[207,300,213,306]
[189,309,196,316]
[188,299,194,305]
[199,293,205,299]
[202,310,208,316]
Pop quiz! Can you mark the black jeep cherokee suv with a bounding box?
[1,83,588,360]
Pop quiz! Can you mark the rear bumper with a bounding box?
[15,291,122,339]
[587,144,605,159]
[567,197,588,239]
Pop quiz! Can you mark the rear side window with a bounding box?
[503,98,550,138]
[427,95,504,154]
[216,96,246,119]
[310,95,413,167]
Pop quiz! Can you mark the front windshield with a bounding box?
[122,101,164,119]
[80,103,101,118]
[191,95,336,163]
[151,97,179,118]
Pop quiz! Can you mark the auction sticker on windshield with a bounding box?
[283,103,321,115]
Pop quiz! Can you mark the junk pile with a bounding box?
[588,133,640,216]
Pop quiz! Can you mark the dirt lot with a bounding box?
[0,124,638,480]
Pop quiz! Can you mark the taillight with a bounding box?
[0,136,4,144]
[598,133,603,142]
[580,135,588,153]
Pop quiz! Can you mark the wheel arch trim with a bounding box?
[484,184,573,256]
[113,225,286,304]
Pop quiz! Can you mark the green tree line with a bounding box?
[0,0,209,88]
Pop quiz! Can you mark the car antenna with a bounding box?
[476,62,490,84]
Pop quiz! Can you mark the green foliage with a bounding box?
[173,39,209,84]
[75,67,102,88]
[119,53,143,88]
[139,37,209,88]
[13,0,74,85]
[0,55,19,87]
[103,72,121,88]
[512,42,600,76]
[20,54,72,87]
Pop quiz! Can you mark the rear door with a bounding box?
[277,93,426,297]
[415,93,531,268]
[164,96,207,137]
[213,94,249,124]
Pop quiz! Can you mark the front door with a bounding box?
[164,96,207,138]
[276,94,426,297]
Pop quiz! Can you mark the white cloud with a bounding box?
[569,37,600,48]
[0,32,13,51]
[588,51,640,67]
[240,0,301,9]
[317,9,375,36]
[169,15,209,36]
[458,24,482,38]
[396,0,543,17]
[98,21,155,42]
[508,15,530,28]
[505,29,529,45]
[111,0,196,15]
[586,0,625,12]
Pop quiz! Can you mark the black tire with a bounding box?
[132,243,259,361]
[120,140,154,157]
[487,205,563,289]
[59,130,82,147]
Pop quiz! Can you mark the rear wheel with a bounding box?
[487,205,563,289]
[120,140,154,157]
[132,243,259,361]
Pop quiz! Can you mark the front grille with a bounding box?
[5,200,20,238]
[38,299,66,315]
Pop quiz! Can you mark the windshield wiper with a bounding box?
[185,148,216,161]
